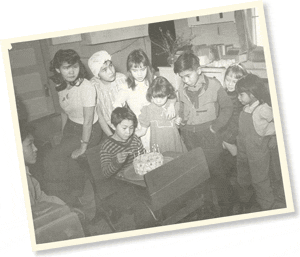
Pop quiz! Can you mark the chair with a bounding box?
[85,143,144,231]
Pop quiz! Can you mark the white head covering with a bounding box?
[88,51,112,77]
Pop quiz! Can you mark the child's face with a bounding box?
[224,71,239,92]
[178,67,201,88]
[152,96,168,107]
[130,63,147,82]
[238,92,256,106]
[22,134,37,165]
[114,119,135,142]
[98,60,116,83]
[56,62,80,83]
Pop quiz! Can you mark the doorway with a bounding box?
[9,40,55,121]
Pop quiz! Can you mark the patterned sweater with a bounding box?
[99,135,145,178]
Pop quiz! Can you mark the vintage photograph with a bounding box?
[1,1,294,252]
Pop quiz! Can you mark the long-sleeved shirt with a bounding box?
[90,72,128,129]
[99,135,145,178]
[26,167,65,206]
[178,74,233,132]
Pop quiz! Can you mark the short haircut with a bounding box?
[111,107,138,128]
[173,52,200,74]
[146,76,177,102]
[236,74,271,106]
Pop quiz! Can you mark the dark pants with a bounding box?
[181,127,231,209]
[44,119,102,205]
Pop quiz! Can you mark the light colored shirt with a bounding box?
[113,80,150,118]
[90,72,128,129]
[244,100,275,136]
[113,80,151,151]
[58,79,98,124]
[26,167,65,206]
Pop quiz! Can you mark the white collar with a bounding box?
[244,100,260,113]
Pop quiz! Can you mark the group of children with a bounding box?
[87,49,281,214]
[22,46,282,227]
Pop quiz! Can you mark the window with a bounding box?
[251,8,263,46]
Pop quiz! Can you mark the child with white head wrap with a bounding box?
[88,51,112,78]
[88,50,128,137]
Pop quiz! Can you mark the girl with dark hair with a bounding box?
[44,49,102,206]
[234,74,277,211]
[136,76,187,153]
[50,49,88,92]
[114,49,176,151]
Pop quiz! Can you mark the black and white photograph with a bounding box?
[0,0,297,255]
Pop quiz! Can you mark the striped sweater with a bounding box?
[99,135,145,178]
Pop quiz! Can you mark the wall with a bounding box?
[174,16,240,47]
[25,17,241,117]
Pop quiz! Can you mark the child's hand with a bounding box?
[174,116,182,126]
[268,135,277,149]
[116,152,130,164]
[166,103,176,119]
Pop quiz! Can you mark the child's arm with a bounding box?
[71,106,94,159]
[165,98,176,119]
[100,148,127,178]
[211,85,233,133]
[113,88,129,109]
[61,111,68,132]
[31,176,65,205]
[136,105,150,137]
[96,105,113,137]
[221,97,242,144]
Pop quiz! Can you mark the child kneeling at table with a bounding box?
[99,107,157,229]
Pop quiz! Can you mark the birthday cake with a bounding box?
[133,151,164,175]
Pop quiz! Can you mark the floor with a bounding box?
[32,142,286,238]
[77,166,286,238]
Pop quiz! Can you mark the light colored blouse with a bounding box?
[244,100,275,137]
[90,72,127,129]
[58,79,98,124]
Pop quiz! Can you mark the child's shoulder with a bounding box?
[89,76,102,87]
[100,137,116,150]
[205,75,222,90]
[131,134,143,144]
[80,78,94,88]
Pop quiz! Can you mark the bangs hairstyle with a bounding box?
[126,49,154,90]
[146,76,177,102]
[173,52,200,74]
[49,49,88,92]
[111,107,138,128]
[236,74,272,106]
[224,63,248,81]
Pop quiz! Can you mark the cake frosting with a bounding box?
[133,152,164,175]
